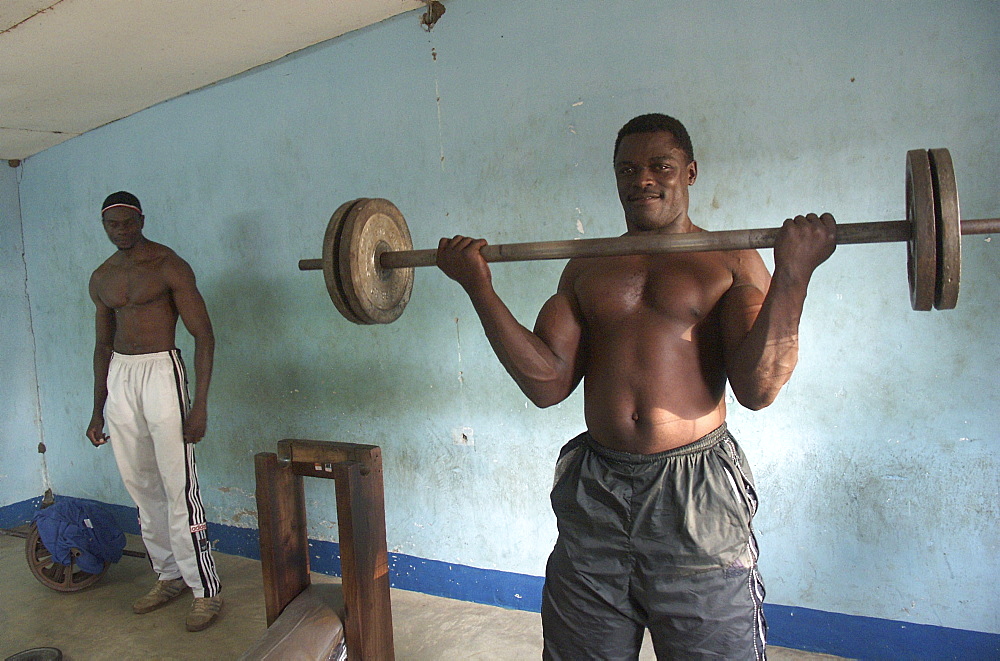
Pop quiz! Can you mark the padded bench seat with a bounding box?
[239,583,347,661]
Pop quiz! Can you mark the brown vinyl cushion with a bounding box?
[238,583,346,661]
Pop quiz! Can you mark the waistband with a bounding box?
[111,349,180,364]
[583,423,730,464]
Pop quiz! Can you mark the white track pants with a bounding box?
[106,350,221,598]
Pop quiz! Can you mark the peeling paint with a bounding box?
[420,1,446,31]
[221,509,258,526]
[216,486,254,500]
[452,426,474,446]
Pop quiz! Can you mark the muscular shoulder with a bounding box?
[91,257,114,279]
[157,245,190,270]
[153,246,200,291]
[557,257,586,293]
[138,241,180,264]
[128,242,190,276]
[90,251,129,292]
[722,248,770,294]
[89,259,113,303]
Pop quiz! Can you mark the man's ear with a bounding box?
[687,160,698,186]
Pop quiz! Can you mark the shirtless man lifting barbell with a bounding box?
[436,114,837,660]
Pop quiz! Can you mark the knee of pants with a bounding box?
[541,584,644,661]
[644,566,767,661]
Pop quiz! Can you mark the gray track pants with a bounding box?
[541,424,766,660]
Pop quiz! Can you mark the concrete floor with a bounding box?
[1,530,846,660]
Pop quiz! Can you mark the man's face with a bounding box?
[614,131,697,233]
[102,207,144,250]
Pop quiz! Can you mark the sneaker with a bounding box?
[185,595,223,632]
[132,578,189,614]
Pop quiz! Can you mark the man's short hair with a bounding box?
[614,114,694,163]
[101,191,142,215]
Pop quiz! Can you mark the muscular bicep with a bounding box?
[718,250,771,360]
[164,257,213,339]
[89,274,115,348]
[532,268,586,394]
[535,293,584,373]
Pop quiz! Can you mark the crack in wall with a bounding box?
[453,317,473,446]
[0,126,76,136]
[0,1,67,36]
[430,46,445,170]
[15,164,52,494]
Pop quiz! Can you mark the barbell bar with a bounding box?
[299,148,999,324]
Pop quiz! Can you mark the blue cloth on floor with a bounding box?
[32,499,126,574]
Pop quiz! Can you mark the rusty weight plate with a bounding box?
[25,522,107,592]
[906,150,936,311]
[339,198,414,324]
[928,148,961,310]
[322,198,368,324]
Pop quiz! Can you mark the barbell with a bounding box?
[299,148,999,324]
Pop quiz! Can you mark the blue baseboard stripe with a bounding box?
[763,605,1000,660]
[3,496,997,659]
[0,496,42,529]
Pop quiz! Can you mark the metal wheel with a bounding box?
[24,521,108,592]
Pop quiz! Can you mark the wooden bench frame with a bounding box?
[255,439,394,660]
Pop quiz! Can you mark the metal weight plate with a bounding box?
[25,522,108,592]
[339,198,414,324]
[336,203,368,323]
[905,150,936,311]
[928,148,961,310]
[322,199,368,324]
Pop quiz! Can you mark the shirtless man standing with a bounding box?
[86,191,223,632]
[436,114,836,659]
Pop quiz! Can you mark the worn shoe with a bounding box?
[185,595,223,632]
[132,578,189,614]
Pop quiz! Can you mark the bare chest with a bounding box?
[96,262,171,310]
[573,254,734,327]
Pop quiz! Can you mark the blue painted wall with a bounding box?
[5,0,999,642]
[0,164,45,506]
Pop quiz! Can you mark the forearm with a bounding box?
[727,270,809,409]
[92,345,113,416]
[190,331,215,410]
[728,212,836,409]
